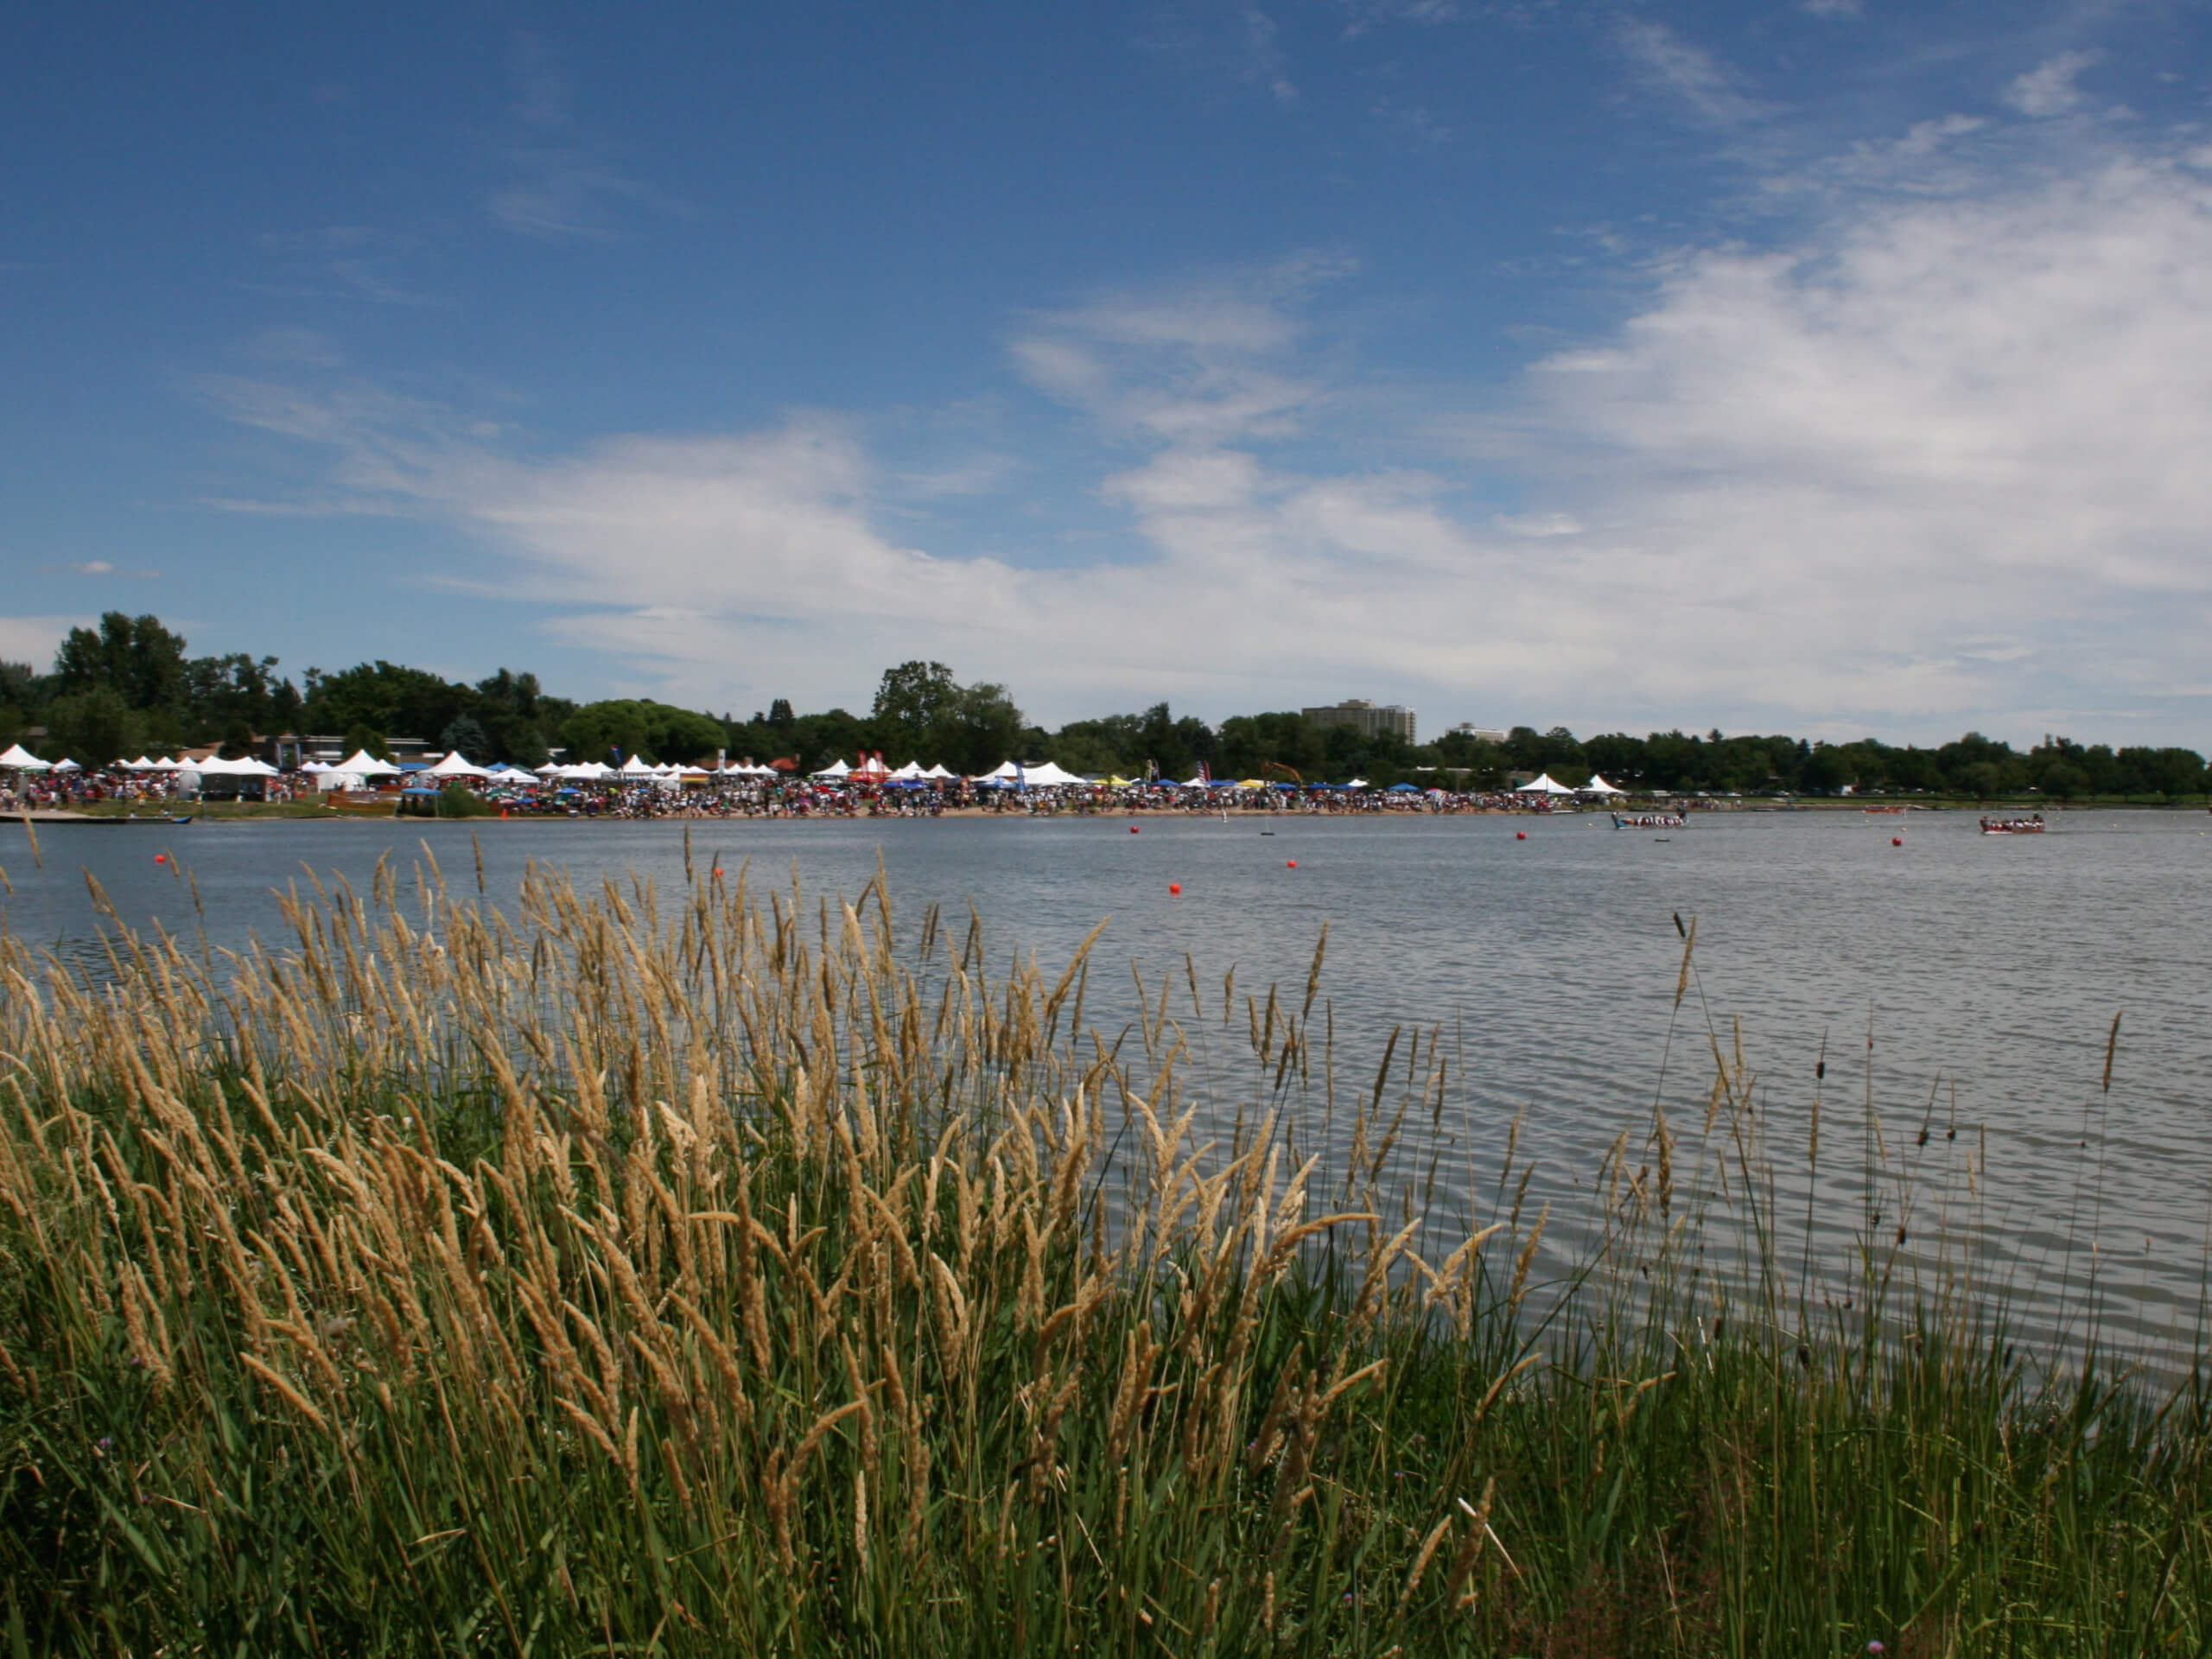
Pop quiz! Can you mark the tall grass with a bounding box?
[0,852,2206,1655]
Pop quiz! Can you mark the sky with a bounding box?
[8,0,2212,746]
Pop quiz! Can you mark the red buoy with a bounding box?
[154,853,167,864]
[1892,837,1903,847]
[1516,830,1527,841]
[1286,860,1297,868]
[1169,882,1181,895]
[1130,824,1140,833]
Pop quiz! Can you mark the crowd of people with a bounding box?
[3,754,1671,820]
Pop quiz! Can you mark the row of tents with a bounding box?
[0,741,1633,798]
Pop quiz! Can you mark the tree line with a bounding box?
[4,613,2206,800]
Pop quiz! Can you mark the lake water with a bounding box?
[7,807,2209,1360]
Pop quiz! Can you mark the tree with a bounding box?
[43,687,140,766]
[52,613,190,710]
[441,715,493,762]
[562,699,728,766]
[341,725,391,762]
[871,661,963,762]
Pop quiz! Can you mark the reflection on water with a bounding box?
[6,809,2209,1362]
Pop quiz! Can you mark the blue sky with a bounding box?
[8,0,2212,743]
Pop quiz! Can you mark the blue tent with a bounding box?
[1387,782,1421,791]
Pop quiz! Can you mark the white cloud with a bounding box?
[2005,49,2101,118]
[1802,0,1862,18]
[0,616,88,671]
[205,133,2212,742]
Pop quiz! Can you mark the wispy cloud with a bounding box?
[1239,5,1299,106]
[253,226,440,308]
[41,560,162,578]
[2005,49,2102,118]
[488,32,686,240]
[1613,19,1772,126]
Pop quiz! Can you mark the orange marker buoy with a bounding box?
[154,853,167,863]
[712,867,725,878]
[1169,883,1181,895]
[1286,860,1296,868]
[1516,830,1527,841]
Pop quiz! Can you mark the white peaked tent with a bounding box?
[150,757,183,772]
[922,763,956,779]
[0,743,51,772]
[300,760,330,774]
[810,759,852,779]
[888,760,926,780]
[534,761,563,777]
[335,749,403,779]
[487,763,537,780]
[54,759,81,772]
[1018,760,1084,786]
[617,755,658,778]
[429,751,491,779]
[562,761,612,780]
[981,760,1021,781]
[124,755,156,772]
[1515,773,1575,796]
[1581,774,1627,797]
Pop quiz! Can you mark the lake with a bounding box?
[7,806,2209,1359]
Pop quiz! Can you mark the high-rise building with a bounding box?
[1301,699,1416,743]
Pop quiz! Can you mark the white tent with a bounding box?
[150,756,182,772]
[1176,774,1210,788]
[811,759,852,779]
[617,755,658,778]
[561,761,612,780]
[922,763,956,779]
[1019,760,1084,786]
[54,758,81,772]
[1344,778,1370,790]
[1515,772,1576,795]
[981,760,1021,781]
[429,751,492,779]
[299,760,329,774]
[486,763,537,780]
[534,761,563,777]
[0,743,51,772]
[1581,774,1628,796]
[334,749,403,779]
[123,755,155,772]
[888,760,926,779]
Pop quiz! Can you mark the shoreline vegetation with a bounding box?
[8,616,2209,804]
[3,862,2208,1653]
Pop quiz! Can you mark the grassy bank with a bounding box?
[1,857,2206,1655]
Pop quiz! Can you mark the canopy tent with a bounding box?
[486,763,537,781]
[149,757,183,772]
[1514,773,1576,796]
[922,763,957,779]
[1175,775,1209,789]
[887,760,926,780]
[810,759,852,779]
[0,743,52,772]
[53,758,81,772]
[299,760,330,774]
[1016,760,1084,787]
[1581,774,1628,796]
[1103,775,1139,788]
[617,755,659,778]
[562,761,613,780]
[980,760,1021,781]
[851,755,891,781]
[1344,778,1369,790]
[334,749,404,779]
[534,761,563,777]
[429,751,492,779]
[122,755,156,772]
[1387,782,1421,792]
